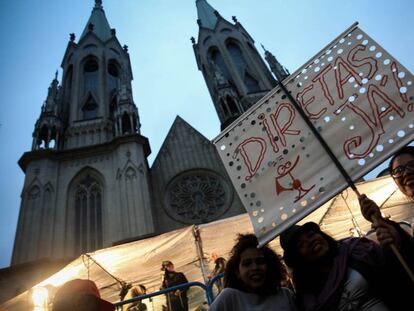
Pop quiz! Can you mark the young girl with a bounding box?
[208,234,297,311]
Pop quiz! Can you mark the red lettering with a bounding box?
[391,61,408,103]
[312,64,335,106]
[343,84,405,158]
[236,137,267,181]
[271,103,301,147]
[259,113,279,154]
[347,44,378,79]
[335,56,362,99]
[296,84,326,119]
[380,75,388,87]
[259,104,300,153]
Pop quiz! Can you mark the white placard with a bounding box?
[213,24,414,246]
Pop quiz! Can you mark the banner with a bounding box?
[213,23,414,246]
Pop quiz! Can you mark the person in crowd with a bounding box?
[160,260,189,311]
[122,284,147,311]
[208,254,227,293]
[208,234,297,311]
[280,221,413,311]
[359,145,414,242]
[52,279,115,311]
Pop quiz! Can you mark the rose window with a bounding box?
[164,170,232,224]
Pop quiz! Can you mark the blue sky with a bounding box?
[0,0,413,268]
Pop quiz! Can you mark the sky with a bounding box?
[0,0,413,269]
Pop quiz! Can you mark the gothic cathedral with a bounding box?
[12,0,288,265]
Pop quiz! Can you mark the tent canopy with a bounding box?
[2,176,413,310]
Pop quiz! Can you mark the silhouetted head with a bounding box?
[52,279,114,311]
[280,222,337,268]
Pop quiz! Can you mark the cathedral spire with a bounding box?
[193,1,276,130]
[196,0,219,29]
[44,71,59,112]
[261,44,290,82]
[80,0,112,42]
[95,0,103,9]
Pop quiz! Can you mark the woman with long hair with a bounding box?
[208,234,297,311]
[280,221,412,310]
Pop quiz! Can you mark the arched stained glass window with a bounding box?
[227,42,260,93]
[107,60,120,94]
[244,72,260,93]
[210,49,231,81]
[74,175,102,253]
[83,57,99,94]
[227,42,246,75]
[227,96,238,114]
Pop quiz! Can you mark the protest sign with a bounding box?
[213,23,414,246]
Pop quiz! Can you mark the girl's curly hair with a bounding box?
[224,234,287,295]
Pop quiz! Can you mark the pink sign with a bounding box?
[213,24,414,246]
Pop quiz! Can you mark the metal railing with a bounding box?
[114,273,224,310]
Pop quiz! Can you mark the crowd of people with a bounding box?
[49,146,414,310]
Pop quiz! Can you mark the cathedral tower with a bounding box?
[12,0,154,264]
[192,0,286,130]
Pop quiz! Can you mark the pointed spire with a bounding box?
[196,0,219,29]
[95,0,103,9]
[44,72,60,111]
[80,0,112,42]
[262,44,289,82]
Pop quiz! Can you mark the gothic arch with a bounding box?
[107,58,121,95]
[121,111,132,134]
[109,89,117,121]
[208,47,231,81]
[66,167,105,254]
[109,48,120,57]
[63,65,73,103]
[116,159,147,236]
[226,95,238,114]
[81,55,99,96]
[225,39,260,93]
[43,181,55,193]
[16,178,43,261]
[116,158,142,180]
[81,92,99,120]
[203,36,212,46]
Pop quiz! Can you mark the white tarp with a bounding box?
[2,177,413,311]
[213,23,414,245]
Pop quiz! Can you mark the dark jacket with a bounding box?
[161,271,189,311]
[294,236,413,311]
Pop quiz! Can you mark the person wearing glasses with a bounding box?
[358,145,414,280]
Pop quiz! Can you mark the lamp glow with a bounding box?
[32,286,49,308]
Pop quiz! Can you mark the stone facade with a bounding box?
[192,0,279,130]
[12,0,287,265]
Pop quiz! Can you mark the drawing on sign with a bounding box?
[213,23,414,246]
[275,155,315,202]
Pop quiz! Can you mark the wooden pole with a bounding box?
[278,81,414,283]
[370,214,414,283]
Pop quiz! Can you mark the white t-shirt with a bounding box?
[208,287,297,311]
